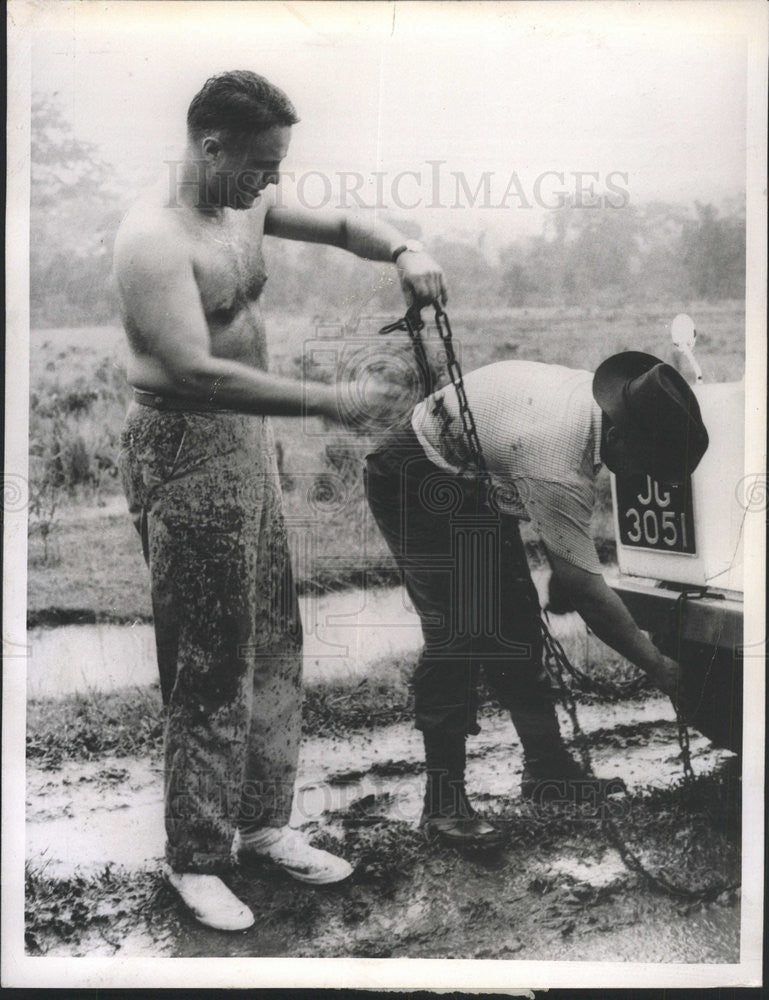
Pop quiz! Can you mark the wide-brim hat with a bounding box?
[593,351,709,484]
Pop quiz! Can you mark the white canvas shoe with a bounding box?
[164,867,255,931]
[237,826,354,885]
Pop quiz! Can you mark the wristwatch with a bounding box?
[391,239,425,264]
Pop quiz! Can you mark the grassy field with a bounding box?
[27,301,745,622]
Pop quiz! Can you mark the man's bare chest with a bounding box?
[188,212,268,320]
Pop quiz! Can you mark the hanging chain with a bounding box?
[431,304,492,484]
[665,588,722,787]
[539,612,738,901]
[378,304,436,400]
[379,301,739,902]
[379,302,489,478]
[677,708,696,785]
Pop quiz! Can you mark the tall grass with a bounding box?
[29,347,130,564]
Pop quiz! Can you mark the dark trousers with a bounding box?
[365,421,551,737]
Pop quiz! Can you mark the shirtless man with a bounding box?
[114,70,446,931]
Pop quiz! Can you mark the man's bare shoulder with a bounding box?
[114,187,190,275]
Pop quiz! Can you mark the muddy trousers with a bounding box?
[364,423,565,810]
[119,403,303,874]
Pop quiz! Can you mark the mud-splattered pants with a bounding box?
[365,421,552,738]
[119,401,302,874]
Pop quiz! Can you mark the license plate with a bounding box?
[615,473,696,554]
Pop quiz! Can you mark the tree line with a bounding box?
[30,95,746,328]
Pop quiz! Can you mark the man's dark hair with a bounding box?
[187,70,299,146]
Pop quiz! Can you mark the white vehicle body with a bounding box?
[608,316,744,751]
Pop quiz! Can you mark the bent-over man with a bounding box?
[365,351,708,848]
[114,70,446,930]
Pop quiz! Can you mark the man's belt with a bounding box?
[133,389,228,413]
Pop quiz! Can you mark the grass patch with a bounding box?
[310,820,428,899]
[28,514,155,624]
[26,659,415,766]
[25,862,165,955]
[302,671,413,738]
[27,687,166,768]
[25,509,573,627]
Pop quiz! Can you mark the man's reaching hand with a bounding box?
[396,251,447,308]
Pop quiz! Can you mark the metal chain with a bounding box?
[677,710,696,785]
[431,304,493,484]
[380,303,492,481]
[665,589,722,786]
[539,614,738,901]
[379,304,436,400]
[381,301,739,902]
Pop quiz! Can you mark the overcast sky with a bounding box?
[30,1,752,241]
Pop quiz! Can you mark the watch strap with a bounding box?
[392,240,424,264]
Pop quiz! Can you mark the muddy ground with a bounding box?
[26,693,741,962]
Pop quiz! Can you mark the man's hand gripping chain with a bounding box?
[378,302,488,480]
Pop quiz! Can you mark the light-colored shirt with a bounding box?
[411,360,604,573]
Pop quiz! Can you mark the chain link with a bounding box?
[432,304,492,484]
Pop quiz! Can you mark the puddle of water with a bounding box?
[25,587,424,699]
[25,624,159,698]
[546,851,628,888]
[26,758,165,876]
[28,800,165,877]
[26,572,574,699]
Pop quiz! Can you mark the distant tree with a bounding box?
[498,241,533,307]
[30,95,122,326]
[31,96,113,206]
[29,95,745,326]
[427,235,498,307]
[464,198,746,310]
[678,201,746,300]
[633,201,690,300]
[564,205,640,298]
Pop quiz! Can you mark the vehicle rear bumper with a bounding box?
[610,579,743,653]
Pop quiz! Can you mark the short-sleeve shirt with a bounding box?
[411,360,604,573]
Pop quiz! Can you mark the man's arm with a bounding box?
[264,205,446,307]
[114,225,369,419]
[547,551,680,700]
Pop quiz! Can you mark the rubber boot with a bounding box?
[509,697,626,805]
[419,729,505,849]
